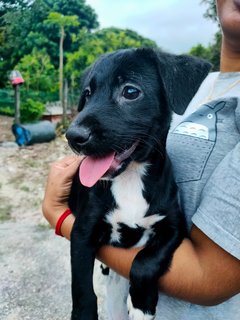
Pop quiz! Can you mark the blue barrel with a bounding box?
[12,121,56,146]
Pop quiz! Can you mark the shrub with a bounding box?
[20,98,45,123]
[0,106,14,117]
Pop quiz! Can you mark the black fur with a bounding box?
[66,48,211,319]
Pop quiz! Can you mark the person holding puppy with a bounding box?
[42,0,240,319]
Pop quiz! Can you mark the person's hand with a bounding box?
[42,155,82,237]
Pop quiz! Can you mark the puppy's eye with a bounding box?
[122,86,141,100]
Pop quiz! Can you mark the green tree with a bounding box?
[0,1,34,85]
[189,1,221,70]
[0,0,30,16]
[190,32,221,71]
[44,12,79,105]
[0,0,99,87]
[201,0,218,22]
[66,27,157,88]
[45,0,99,30]
[189,44,211,61]
[15,49,57,91]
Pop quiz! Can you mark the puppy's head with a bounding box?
[66,48,211,187]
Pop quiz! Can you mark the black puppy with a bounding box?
[66,48,211,320]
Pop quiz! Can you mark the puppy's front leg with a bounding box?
[71,218,98,320]
[128,223,184,320]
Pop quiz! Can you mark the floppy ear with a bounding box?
[158,50,211,114]
[139,49,212,115]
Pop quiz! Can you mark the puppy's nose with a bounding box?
[76,126,91,145]
[66,126,92,147]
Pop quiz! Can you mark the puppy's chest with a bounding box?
[104,162,162,247]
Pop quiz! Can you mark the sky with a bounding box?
[86,0,219,54]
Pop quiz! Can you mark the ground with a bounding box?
[0,115,69,224]
[0,115,106,320]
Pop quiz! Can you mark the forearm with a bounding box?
[59,211,75,240]
[97,239,205,303]
[42,203,75,240]
[98,226,240,306]
[44,203,239,305]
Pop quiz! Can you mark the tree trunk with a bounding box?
[62,78,68,128]
[59,26,64,106]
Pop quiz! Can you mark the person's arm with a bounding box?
[98,144,240,305]
[99,143,240,305]
[98,225,240,306]
[42,156,240,306]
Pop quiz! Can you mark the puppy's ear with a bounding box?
[140,48,212,115]
[157,51,211,115]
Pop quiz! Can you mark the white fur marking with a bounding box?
[138,214,166,228]
[105,162,166,246]
[106,162,149,244]
[134,214,166,247]
[127,295,155,320]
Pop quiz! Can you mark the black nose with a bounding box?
[66,126,92,149]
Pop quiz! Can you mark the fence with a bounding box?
[0,88,80,116]
[0,89,14,113]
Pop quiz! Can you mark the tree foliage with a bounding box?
[66,27,157,87]
[0,0,157,91]
[0,0,158,90]
[189,1,221,70]
[44,12,80,102]
[20,98,45,123]
[0,0,99,86]
[0,0,223,106]
[189,31,221,71]
[0,0,31,16]
[201,0,218,22]
[15,49,57,91]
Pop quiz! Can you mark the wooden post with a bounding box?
[14,85,20,124]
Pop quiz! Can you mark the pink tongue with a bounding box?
[79,152,115,187]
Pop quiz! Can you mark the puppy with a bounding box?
[66,48,211,320]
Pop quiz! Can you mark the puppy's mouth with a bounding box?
[79,141,138,187]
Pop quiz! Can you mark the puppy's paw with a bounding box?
[127,295,155,320]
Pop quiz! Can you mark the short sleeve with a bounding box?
[192,143,240,259]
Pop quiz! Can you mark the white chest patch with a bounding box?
[105,162,165,245]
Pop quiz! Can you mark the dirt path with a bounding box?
[0,116,106,319]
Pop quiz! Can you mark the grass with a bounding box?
[8,173,25,186]
[0,205,12,222]
[36,223,52,231]
[20,185,30,192]
[23,158,38,168]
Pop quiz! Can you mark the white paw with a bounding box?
[127,295,155,320]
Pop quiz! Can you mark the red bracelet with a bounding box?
[55,208,72,237]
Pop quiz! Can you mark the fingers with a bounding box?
[54,155,82,168]
[52,155,83,174]
[48,155,83,185]
[43,155,83,229]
